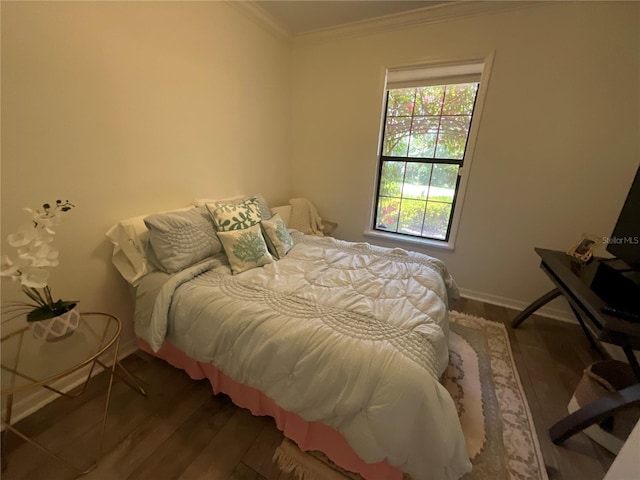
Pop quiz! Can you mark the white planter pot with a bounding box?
[29,307,81,342]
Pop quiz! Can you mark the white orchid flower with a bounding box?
[16,246,31,259]
[31,206,61,228]
[37,214,60,229]
[43,226,57,236]
[25,206,61,229]
[20,267,50,289]
[31,242,51,258]
[16,243,40,261]
[31,248,60,267]
[32,229,55,246]
[16,243,58,267]
[7,224,37,248]
[32,246,59,268]
[4,200,74,312]
[46,253,60,267]
[0,255,21,278]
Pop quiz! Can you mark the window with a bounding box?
[372,62,485,244]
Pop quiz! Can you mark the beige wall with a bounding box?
[1,1,291,346]
[289,2,640,317]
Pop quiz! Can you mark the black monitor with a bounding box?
[593,164,640,316]
[606,164,640,270]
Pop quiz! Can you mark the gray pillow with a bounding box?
[144,206,221,273]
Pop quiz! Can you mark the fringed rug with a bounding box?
[273,311,548,480]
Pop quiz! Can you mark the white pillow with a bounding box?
[105,206,190,285]
[270,205,291,227]
[217,224,274,274]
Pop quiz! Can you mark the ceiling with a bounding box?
[255,1,449,35]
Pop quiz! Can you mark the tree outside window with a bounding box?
[375,82,479,240]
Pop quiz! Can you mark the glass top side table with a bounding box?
[1,312,146,474]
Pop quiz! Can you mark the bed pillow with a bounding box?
[217,223,274,274]
[196,194,272,220]
[208,197,263,232]
[270,205,291,226]
[105,214,153,285]
[261,213,294,259]
[194,195,244,208]
[144,206,221,273]
[105,205,192,285]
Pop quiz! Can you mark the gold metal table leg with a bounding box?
[1,339,146,475]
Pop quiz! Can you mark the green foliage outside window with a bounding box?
[376,195,452,240]
[375,81,478,240]
[383,83,477,160]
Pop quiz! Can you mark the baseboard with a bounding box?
[458,288,575,323]
[1,337,139,429]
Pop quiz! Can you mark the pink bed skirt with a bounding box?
[137,338,402,480]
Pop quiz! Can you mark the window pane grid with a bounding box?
[375,80,478,241]
[381,156,463,165]
[375,161,459,240]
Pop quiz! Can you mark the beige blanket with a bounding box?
[288,198,324,236]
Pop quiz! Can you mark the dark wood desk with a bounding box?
[512,248,640,445]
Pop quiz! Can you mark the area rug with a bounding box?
[273,311,548,480]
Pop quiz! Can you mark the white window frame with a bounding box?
[365,53,494,251]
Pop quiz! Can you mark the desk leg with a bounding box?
[568,305,608,359]
[511,288,561,328]
[623,346,640,382]
[550,383,640,444]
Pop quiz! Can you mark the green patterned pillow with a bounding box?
[261,213,294,259]
[200,194,271,220]
[217,224,274,274]
[208,197,262,232]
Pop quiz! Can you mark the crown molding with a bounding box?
[226,0,293,43]
[295,1,541,45]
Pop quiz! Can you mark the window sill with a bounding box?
[363,229,455,251]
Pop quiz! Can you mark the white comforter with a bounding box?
[135,233,471,480]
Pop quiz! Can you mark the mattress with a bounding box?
[134,232,471,480]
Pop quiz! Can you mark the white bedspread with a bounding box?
[134,233,471,480]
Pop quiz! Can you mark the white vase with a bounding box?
[29,307,81,342]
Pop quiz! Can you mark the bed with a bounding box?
[106,196,472,480]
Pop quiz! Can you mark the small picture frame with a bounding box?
[567,233,601,262]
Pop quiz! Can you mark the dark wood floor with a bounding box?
[1,298,616,480]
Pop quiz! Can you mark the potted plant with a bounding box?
[1,200,77,340]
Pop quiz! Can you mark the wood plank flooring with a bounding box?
[1,299,617,480]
